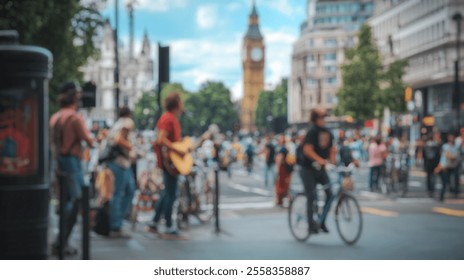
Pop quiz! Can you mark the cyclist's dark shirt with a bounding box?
[299,125,333,168]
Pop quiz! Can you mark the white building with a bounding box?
[80,20,154,125]
[289,0,374,124]
[368,0,464,133]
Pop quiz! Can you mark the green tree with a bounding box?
[255,78,288,132]
[336,24,383,122]
[381,59,409,114]
[181,81,237,136]
[0,0,104,113]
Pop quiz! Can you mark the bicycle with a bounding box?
[176,159,215,229]
[288,163,363,245]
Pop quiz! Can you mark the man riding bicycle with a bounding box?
[297,107,336,234]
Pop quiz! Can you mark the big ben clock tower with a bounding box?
[241,0,265,133]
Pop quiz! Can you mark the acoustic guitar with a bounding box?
[161,124,219,176]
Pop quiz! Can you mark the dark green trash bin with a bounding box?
[0,30,53,259]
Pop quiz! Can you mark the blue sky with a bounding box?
[102,0,307,100]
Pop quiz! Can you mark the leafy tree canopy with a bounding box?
[0,0,104,114]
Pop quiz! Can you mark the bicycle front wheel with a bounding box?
[288,193,310,242]
[335,194,363,245]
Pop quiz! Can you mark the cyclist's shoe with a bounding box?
[309,222,319,234]
[320,223,329,233]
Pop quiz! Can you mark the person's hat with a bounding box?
[59,80,81,94]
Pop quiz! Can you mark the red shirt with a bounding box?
[155,111,181,168]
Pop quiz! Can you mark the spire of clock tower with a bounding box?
[245,1,262,40]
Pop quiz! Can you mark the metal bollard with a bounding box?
[58,173,67,260]
[82,186,90,260]
[214,167,220,233]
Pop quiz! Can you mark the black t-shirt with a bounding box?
[266,143,276,165]
[299,125,333,168]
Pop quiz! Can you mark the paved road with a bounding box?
[50,158,464,260]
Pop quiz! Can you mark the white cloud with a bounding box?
[261,0,304,17]
[263,28,298,87]
[168,34,242,94]
[196,5,218,30]
[231,79,243,101]
[135,0,187,12]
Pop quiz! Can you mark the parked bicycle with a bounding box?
[288,163,363,245]
[176,159,215,229]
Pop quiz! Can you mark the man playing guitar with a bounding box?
[149,92,185,236]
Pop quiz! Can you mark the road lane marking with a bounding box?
[432,207,464,217]
[409,181,423,188]
[360,207,399,217]
[228,182,271,196]
[219,201,275,210]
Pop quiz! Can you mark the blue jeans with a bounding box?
[299,168,332,226]
[153,171,178,228]
[264,163,275,188]
[55,155,85,247]
[440,167,460,200]
[108,162,136,231]
[369,165,382,191]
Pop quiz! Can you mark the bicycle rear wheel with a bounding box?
[335,194,362,245]
[288,193,310,242]
[194,170,215,223]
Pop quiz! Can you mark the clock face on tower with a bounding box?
[251,47,263,61]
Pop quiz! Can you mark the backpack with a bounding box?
[284,153,296,173]
[92,201,110,236]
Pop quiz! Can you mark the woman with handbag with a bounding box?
[106,107,136,238]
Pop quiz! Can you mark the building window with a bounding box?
[308,78,318,88]
[324,65,337,73]
[324,38,338,48]
[325,76,337,85]
[324,53,337,61]
[326,93,334,104]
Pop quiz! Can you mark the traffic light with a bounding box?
[81,81,96,108]
[158,45,169,84]
[404,86,412,102]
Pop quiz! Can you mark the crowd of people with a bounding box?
[49,80,464,255]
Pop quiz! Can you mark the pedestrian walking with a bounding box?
[262,134,276,188]
[106,107,136,238]
[435,133,461,201]
[275,134,292,206]
[149,92,185,236]
[368,136,387,192]
[49,81,94,255]
[423,132,442,197]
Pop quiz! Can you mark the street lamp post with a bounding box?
[453,12,462,131]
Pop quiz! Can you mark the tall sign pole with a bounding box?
[453,12,462,131]
[114,0,120,120]
[156,44,170,124]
